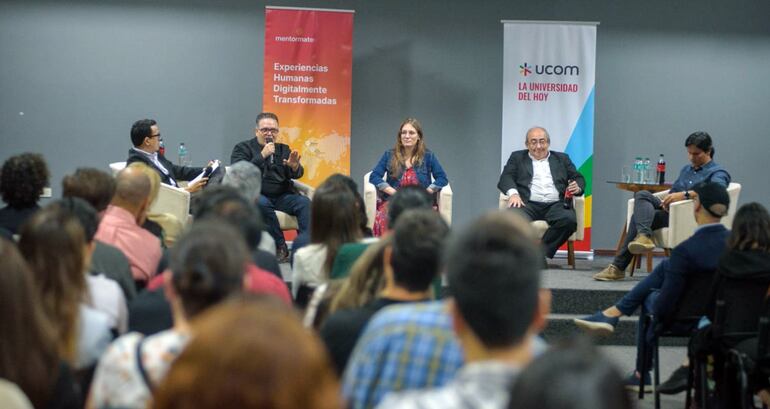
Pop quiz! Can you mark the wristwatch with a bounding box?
[684,190,691,200]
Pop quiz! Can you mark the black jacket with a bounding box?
[497,150,585,202]
[230,138,304,197]
[126,148,203,187]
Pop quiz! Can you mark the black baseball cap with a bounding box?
[692,182,730,218]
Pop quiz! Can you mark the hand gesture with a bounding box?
[507,194,525,208]
[283,150,301,171]
[185,178,208,193]
[567,180,581,195]
[261,142,275,159]
[661,191,687,210]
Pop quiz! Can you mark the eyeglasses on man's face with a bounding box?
[528,138,548,146]
[259,128,279,135]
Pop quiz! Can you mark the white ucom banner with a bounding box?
[501,20,597,251]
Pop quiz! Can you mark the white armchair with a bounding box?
[363,171,453,229]
[625,182,741,273]
[498,193,585,269]
[109,161,191,224]
[276,180,315,231]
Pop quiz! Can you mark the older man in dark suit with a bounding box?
[497,126,585,260]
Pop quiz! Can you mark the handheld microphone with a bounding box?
[265,136,275,164]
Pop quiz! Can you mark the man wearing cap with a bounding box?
[573,181,731,388]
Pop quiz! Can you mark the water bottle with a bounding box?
[633,157,643,184]
[643,157,651,184]
[178,143,189,166]
[656,154,666,184]
[158,139,166,157]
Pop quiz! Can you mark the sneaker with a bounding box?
[573,311,619,335]
[593,264,625,281]
[657,365,689,395]
[276,244,290,264]
[624,371,653,393]
[628,234,655,255]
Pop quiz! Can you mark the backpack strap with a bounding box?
[135,335,154,392]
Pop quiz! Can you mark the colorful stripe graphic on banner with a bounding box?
[501,21,597,252]
[263,7,354,187]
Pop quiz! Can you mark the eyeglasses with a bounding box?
[148,133,161,139]
[528,139,548,146]
[259,128,279,134]
[400,130,418,136]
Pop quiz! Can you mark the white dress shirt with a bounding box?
[506,152,560,203]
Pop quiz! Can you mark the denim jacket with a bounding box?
[369,149,448,193]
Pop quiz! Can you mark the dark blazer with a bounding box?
[126,148,203,187]
[497,150,585,202]
[230,138,304,196]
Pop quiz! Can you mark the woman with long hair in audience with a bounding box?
[368,118,448,236]
[293,176,364,306]
[18,204,112,371]
[152,297,342,409]
[0,238,81,409]
[0,153,49,237]
[87,221,247,409]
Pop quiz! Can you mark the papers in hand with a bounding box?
[189,160,219,185]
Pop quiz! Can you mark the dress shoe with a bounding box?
[628,234,655,255]
[593,264,625,281]
[276,244,290,263]
[658,365,689,395]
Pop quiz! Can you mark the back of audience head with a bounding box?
[153,297,341,409]
[387,185,433,228]
[127,162,161,206]
[507,338,631,409]
[193,185,264,250]
[0,238,59,409]
[167,221,248,319]
[222,161,263,204]
[112,166,152,216]
[0,153,49,209]
[389,208,449,293]
[330,236,392,313]
[728,202,770,252]
[446,211,545,349]
[325,173,371,236]
[18,204,88,363]
[311,177,363,274]
[61,167,116,212]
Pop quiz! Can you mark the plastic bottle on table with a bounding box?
[656,154,666,184]
[178,143,189,166]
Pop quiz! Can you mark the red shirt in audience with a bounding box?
[95,205,162,282]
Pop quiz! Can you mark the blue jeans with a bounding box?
[258,193,310,248]
[613,190,669,270]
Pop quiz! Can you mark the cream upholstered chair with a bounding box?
[625,182,741,273]
[498,193,585,269]
[363,171,453,229]
[275,180,315,231]
[109,161,191,225]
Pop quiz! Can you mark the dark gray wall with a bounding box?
[2,0,769,249]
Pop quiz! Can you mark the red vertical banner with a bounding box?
[263,6,354,187]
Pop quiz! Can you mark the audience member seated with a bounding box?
[507,339,632,409]
[0,153,49,235]
[19,204,112,370]
[95,166,162,285]
[497,126,585,264]
[128,186,290,336]
[574,182,731,390]
[126,118,209,193]
[53,198,128,334]
[594,131,731,281]
[221,160,276,254]
[369,117,448,236]
[0,238,81,409]
[661,202,770,398]
[293,175,364,305]
[152,297,342,409]
[62,167,136,301]
[231,112,310,262]
[377,210,548,409]
[321,209,449,375]
[129,162,184,248]
[87,221,247,409]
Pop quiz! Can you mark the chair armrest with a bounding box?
[363,172,376,230]
[667,198,697,247]
[151,184,191,225]
[574,195,585,241]
[292,180,315,200]
[438,184,453,226]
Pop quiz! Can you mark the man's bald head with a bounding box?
[114,166,151,209]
